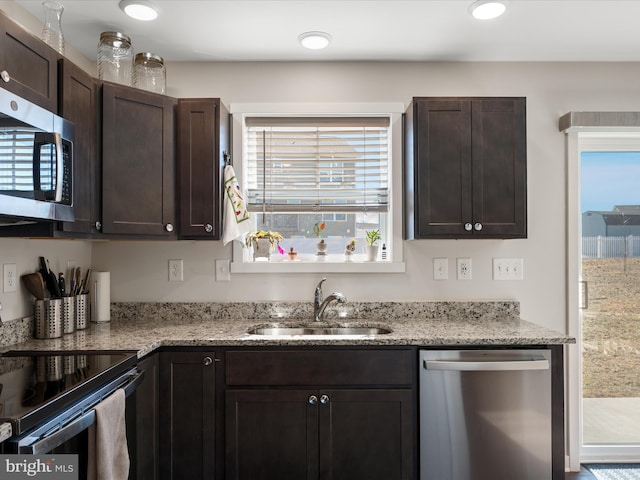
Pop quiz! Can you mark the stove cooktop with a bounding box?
[0,351,137,435]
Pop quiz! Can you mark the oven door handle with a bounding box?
[25,371,144,455]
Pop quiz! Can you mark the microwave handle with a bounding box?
[32,132,64,202]
[53,132,64,202]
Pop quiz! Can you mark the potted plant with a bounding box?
[245,230,284,260]
[313,222,327,256]
[365,229,381,261]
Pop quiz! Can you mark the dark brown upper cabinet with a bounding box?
[177,98,229,239]
[100,82,177,237]
[0,11,58,112]
[58,58,98,235]
[405,97,527,239]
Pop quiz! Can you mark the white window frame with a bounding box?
[229,103,405,274]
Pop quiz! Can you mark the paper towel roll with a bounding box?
[91,271,111,323]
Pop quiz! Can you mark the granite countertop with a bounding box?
[0,301,575,358]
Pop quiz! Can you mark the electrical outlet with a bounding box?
[3,263,17,293]
[168,259,183,282]
[457,258,472,280]
[433,258,448,280]
[493,258,524,280]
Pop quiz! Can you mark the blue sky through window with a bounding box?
[580,151,640,213]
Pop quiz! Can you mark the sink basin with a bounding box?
[246,324,393,336]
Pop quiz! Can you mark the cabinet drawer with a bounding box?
[226,349,413,386]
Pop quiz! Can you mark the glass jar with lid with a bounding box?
[97,31,133,86]
[134,52,166,94]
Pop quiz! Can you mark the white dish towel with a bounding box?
[88,388,129,480]
[222,164,251,245]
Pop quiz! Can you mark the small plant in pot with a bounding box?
[245,230,284,260]
[313,222,327,255]
[365,229,381,261]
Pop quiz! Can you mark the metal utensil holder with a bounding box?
[62,296,75,335]
[75,293,89,330]
[34,298,63,339]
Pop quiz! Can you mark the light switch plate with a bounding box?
[216,259,231,282]
[433,258,448,280]
[493,258,524,280]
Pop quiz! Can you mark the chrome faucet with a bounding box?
[313,278,347,322]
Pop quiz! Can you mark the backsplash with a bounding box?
[0,301,519,348]
[111,301,519,322]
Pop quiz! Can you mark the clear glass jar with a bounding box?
[97,31,133,86]
[134,52,166,94]
[41,1,65,55]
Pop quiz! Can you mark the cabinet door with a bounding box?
[58,59,98,234]
[225,389,319,480]
[177,98,228,239]
[101,83,176,236]
[133,354,159,480]
[159,352,216,480]
[0,11,58,111]
[319,389,414,480]
[471,98,527,237]
[414,99,472,238]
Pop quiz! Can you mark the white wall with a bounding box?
[91,60,640,333]
[2,0,640,333]
[0,238,92,321]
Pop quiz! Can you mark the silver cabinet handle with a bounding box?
[320,394,329,404]
[474,223,483,231]
[95,221,102,231]
[464,223,473,231]
[1,71,9,83]
[204,223,213,233]
[308,395,318,405]
[203,356,213,366]
[165,223,174,232]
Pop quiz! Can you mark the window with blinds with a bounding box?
[241,114,393,261]
[245,116,390,214]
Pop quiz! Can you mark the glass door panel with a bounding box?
[580,151,640,453]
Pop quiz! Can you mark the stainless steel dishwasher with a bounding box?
[419,349,552,480]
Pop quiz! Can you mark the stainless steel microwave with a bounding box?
[0,86,74,223]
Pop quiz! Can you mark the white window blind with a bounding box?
[245,116,390,213]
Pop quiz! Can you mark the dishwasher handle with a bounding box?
[423,358,549,372]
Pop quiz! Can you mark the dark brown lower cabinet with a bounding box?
[159,351,216,480]
[132,354,159,480]
[226,385,414,479]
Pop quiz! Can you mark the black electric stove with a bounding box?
[0,351,137,436]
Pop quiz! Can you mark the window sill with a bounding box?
[230,261,406,274]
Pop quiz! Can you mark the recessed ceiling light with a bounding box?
[469,1,506,20]
[119,0,159,21]
[298,31,332,50]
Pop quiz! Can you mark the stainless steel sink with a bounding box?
[246,324,393,336]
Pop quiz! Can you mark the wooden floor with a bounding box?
[565,466,596,479]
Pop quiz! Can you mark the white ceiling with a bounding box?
[14,0,640,62]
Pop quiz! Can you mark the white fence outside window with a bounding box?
[582,235,640,258]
